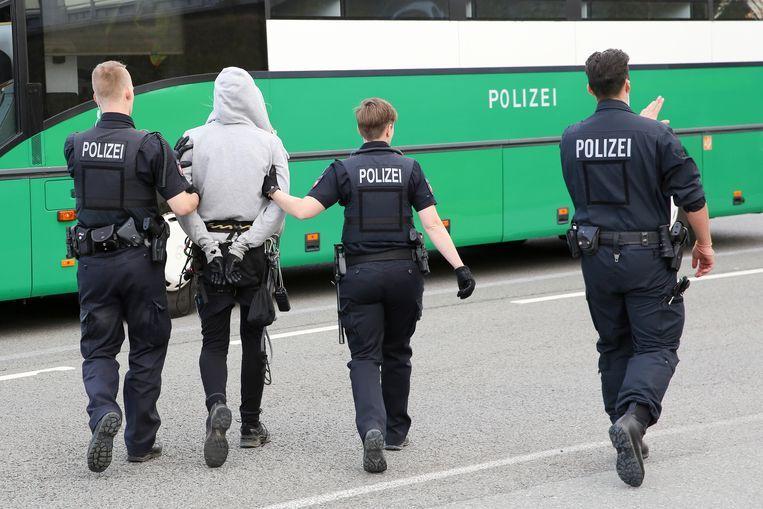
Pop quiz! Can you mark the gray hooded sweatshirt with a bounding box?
[178,67,289,261]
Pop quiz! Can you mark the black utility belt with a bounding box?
[346,248,415,267]
[67,217,168,263]
[598,231,661,247]
[205,220,253,233]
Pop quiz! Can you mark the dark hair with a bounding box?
[585,49,630,99]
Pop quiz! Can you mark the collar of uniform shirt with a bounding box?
[360,140,390,150]
[96,112,135,129]
[596,99,633,113]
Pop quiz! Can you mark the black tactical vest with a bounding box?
[71,126,158,228]
[339,147,415,247]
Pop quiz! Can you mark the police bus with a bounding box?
[0,0,761,314]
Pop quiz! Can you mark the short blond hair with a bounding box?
[92,61,131,102]
[354,98,398,140]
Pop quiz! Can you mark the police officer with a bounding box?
[560,49,715,487]
[65,61,199,472]
[176,67,289,468]
[262,98,476,473]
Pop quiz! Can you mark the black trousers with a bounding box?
[582,245,684,426]
[339,259,424,444]
[78,247,171,457]
[196,282,267,425]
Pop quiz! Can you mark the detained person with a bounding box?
[176,67,290,468]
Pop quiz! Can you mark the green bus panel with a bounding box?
[30,178,78,297]
[502,144,573,241]
[702,132,763,217]
[0,179,32,300]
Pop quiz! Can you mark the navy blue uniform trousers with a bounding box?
[78,247,171,457]
[196,282,267,425]
[338,259,424,445]
[582,245,684,426]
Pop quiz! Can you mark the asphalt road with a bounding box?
[1,214,762,509]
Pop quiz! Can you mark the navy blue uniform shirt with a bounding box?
[308,141,436,254]
[64,112,188,201]
[560,99,705,231]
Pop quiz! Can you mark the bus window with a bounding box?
[344,1,451,19]
[25,0,268,121]
[581,1,710,20]
[714,0,763,19]
[0,3,15,147]
[269,0,341,18]
[467,1,567,20]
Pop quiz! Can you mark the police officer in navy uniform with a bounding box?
[64,61,199,473]
[262,98,476,473]
[560,50,715,487]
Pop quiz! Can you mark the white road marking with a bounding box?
[231,325,339,345]
[511,267,763,305]
[0,366,75,382]
[260,412,763,509]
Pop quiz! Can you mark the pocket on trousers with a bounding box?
[148,299,172,346]
[79,308,94,357]
[658,295,685,347]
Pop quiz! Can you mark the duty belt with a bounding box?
[205,220,253,233]
[346,248,415,267]
[599,231,661,247]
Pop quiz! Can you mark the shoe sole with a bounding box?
[240,434,271,449]
[609,423,645,487]
[204,405,232,468]
[363,430,387,473]
[127,448,162,463]
[87,412,121,473]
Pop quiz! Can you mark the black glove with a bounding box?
[224,252,244,285]
[262,165,279,199]
[174,136,193,169]
[455,266,475,300]
[206,256,226,287]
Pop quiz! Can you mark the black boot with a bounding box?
[608,404,648,487]
[240,421,271,448]
[204,402,232,468]
[363,429,387,473]
[87,412,122,473]
[127,443,163,463]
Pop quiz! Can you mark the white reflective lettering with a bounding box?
[488,89,499,109]
[576,139,584,158]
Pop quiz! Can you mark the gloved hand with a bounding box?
[262,165,279,199]
[455,266,475,299]
[206,256,226,286]
[224,252,244,285]
[174,136,193,169]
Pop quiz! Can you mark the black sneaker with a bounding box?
[240,422,271,448]
[127,443,163,463]
[87,412,122,473]
[608,413,646,487]
[363,429,387,473]
[204,402,232,468]
[384,436,410,451]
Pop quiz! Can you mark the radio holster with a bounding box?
[576,225,600,255]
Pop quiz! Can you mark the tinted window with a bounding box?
[26,0,267,120]
[0,3,16,146]
[714,0,763,19]
[469,1,567,20]
[582,1,709,19]
[269,0,341,18]
[344,1,450,19]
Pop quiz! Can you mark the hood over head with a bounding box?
[207,67,274,132]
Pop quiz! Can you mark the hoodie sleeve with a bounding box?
[175,136,222,262]
[228,136,290,258]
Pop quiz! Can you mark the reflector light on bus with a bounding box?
[61,259,76,267]
[733,190,745,205]
[442,219,451,232]
[557,208,570,224]
[305,232,320,252]
[57,210,77,222]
